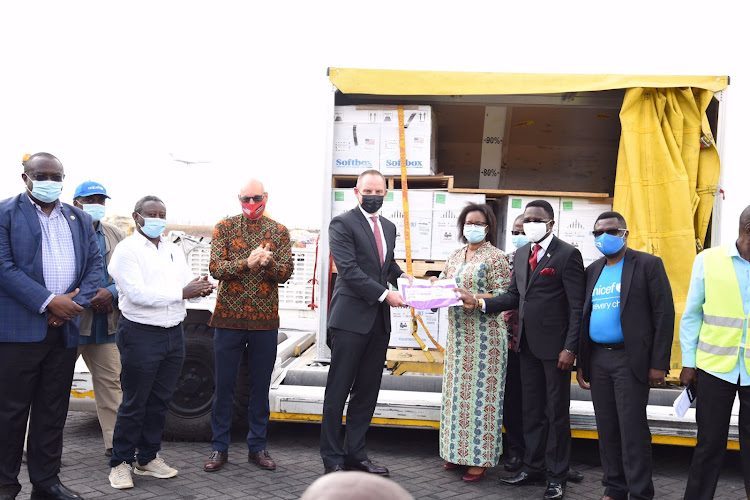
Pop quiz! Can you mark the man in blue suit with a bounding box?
[0,153,102,500]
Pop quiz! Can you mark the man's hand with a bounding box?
[385,290,407,308]
[247,244,272,269]
[576,367,590,390]
[453,288,477,309]
[680,367,698,388]
[259,243,273,267]
[47,288,84,321]
[400,273,414,285]
[48,313,65,328]
[183,276,216,299]
[557,349,575,371]
[90,288,115,314]
[648,368,667,388]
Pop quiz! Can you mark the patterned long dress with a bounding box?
[439,241,511,467]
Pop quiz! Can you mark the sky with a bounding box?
[1,1,748,237]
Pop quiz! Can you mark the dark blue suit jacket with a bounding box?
[0,193,103,347]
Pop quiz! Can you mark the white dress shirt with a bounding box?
[109,231,195,328]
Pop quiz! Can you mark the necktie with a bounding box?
[529,244,542,272]
[371,216,384,267]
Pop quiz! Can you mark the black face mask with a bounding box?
[360,195,384,214]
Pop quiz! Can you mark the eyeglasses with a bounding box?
[465,222,488,228]
[26,173,64,182]
[510,230,525,236]
[240,194,265,204]
[522,219,550,224]
[591,228,627,238]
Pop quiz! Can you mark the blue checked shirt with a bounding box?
[30,197,78,312]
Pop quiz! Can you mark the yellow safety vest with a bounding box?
[696,246,750,374]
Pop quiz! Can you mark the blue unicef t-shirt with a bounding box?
[589,259,625,344]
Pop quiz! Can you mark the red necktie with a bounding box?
[529,244,542,272]
[371,216,384,267]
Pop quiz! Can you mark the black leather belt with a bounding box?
[594,342,625,350]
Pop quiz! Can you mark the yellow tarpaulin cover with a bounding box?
[613,88,721,372]
[329,68,728,95]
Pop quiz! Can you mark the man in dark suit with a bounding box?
[577,211,673,500]
[457,199,585,500]
[0,153,102,500]
[320,169,412,476]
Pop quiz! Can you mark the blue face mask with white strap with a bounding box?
[512,234,530,249]
[81,204,106,222]
[463,224,487,244]
[138,215,167,238]
[27,179,63,203]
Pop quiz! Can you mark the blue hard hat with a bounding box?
[74,181,110,199]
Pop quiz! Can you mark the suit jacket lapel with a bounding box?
[620,249,636,313]
[61,204,83,287]
[527,236,557,290]
[515,243,531,292]
[19,194,43,242]
[585,258,606,315]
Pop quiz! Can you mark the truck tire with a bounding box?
[164,323,216,441]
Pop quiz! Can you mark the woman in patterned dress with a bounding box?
[434,203,511,482]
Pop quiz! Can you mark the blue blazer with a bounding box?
[0,193,103,347]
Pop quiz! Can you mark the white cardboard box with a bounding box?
[389,307,440,348]
[381,190,433,260]
[379,106,437,176]
[330,188,358,219]
[333,106,381,124]
[332,122,380,175]
[430,192,486,260]
[497,195,560,252]
[557,198,612,268]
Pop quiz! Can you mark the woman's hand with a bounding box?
[429,276,438,285]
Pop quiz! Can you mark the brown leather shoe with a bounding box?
[204,451,228,472]
[344,459,389,476]
[248,450,276,470]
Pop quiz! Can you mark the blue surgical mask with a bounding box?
[138,216,167,238]
[512,234,530,249]
[463,224,487,244]
[81,204,106,222]
[595,233,625,256]
[27,179,63,203]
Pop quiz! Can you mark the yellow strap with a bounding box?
[415,315,445,354]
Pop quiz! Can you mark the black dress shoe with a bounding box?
[344,459,389,476]
[544,482,565,500]
[504,456,523,472]
[30,482,83,500]
[567,469,583,483]
[500,471,546,486]
[324,464,345,474]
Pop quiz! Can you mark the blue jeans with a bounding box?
[210,328,277,453]
[109,317,185,467]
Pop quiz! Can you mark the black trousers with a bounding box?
[0,327,77,496]
[519,335,571,482]
[503,348,525,459]
[684,369,750,500]
[109,317,185,467]
[320,307,389,468]
[590,345,654,500]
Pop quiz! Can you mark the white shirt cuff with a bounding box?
[378,289,389,303]
[40,293,55,314]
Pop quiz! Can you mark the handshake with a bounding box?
[247,243,274,269]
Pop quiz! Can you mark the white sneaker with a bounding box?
[109,462,134,489]
[134,453,179,478]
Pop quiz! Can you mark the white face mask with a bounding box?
[523,222,550,243]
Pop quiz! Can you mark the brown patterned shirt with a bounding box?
[208,214,294,331]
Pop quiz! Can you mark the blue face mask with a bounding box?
[595,233,625,256]
[463,224,487,244]
[511,234,530,249]
[81,204,106,222]
[138,216,167,238]
[27,179,63,203]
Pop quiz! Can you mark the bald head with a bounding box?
[240,178,265,198]
[740,205,750,231]
[300,471,414,500]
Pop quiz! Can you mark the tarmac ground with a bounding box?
[13,411,748,499]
